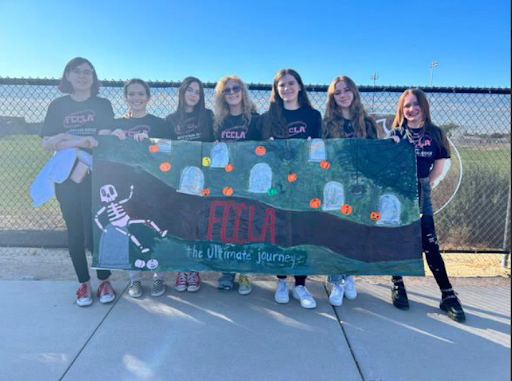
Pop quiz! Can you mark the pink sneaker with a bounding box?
[97,280,116,304]
[76,281,92,307]
[187,272,201,292]
[175,272,187,292]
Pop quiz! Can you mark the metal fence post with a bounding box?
[502,180,511,269]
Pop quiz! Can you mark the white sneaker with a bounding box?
[292,285,317,309]
[329,282,345,306]
[275,280,289,304]
[344,276,357,300]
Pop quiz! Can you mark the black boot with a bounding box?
[391,278,409,310]
[440,289,466,323]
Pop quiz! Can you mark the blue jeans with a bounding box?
[328,275,349,283]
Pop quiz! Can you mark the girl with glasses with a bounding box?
[322,75,379,307]
[261,69,322,309]
[40,57,116,307]
[166,77,215,293]
[213,76,262,294]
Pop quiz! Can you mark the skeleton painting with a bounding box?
[95,185,168,268]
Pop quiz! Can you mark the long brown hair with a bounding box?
[322,76,376,139]
[171,77,212,140]
[214,76,256,135]
[393,88,449,152]
[262,69,312,139]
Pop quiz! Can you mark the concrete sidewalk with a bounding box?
[1,277,510,381]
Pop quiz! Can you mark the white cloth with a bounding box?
[30,149,93,207]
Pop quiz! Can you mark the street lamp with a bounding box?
[430,61,439,87]
[370,73,379,86]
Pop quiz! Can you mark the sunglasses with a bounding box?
[222,86,242,95]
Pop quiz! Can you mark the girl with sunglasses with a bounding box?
[322,75,378,307]
[214,76,262,294]
[41,57,116,307]
[166,77,214,293]
[261,69,322,309]
[390,88,465,323]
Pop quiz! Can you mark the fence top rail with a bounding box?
[0,77,510,95]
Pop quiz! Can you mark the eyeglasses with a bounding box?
[222,86,242,95]
[70,68,94,76]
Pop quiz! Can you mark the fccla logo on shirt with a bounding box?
[126,125,150,137]
[176,117,198,135]
[64,109,96,128]
[287,121,307,137]
[221,125,248,140]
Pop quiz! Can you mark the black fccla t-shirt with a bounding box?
[165,109,214,142]
[217,113,262,142]
[264,107,322,139]
[113,114,170,139]
[41,95,114,137]
[393,125,451,178]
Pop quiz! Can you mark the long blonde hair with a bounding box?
[214,76,256,134]
[323,76,374,139]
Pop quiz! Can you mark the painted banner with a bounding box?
[92,137,424,276]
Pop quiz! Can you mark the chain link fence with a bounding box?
[0,78,510,273]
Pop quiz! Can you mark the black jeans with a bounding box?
[55,175,111,283]
[277,275,306,287]
[393,179,452,291]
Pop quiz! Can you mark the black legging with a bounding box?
[393,214,451,291]
[277,275,306,287]
[55,175,111,283]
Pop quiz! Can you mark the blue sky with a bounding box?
[0,0,510,87]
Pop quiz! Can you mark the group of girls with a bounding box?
[41,57,465,323]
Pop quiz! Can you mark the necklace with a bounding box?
[405,126,425,146]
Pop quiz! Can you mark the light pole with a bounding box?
[370,73,378,110]
[430,61,439,87]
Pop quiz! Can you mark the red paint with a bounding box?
[206,201,276,245]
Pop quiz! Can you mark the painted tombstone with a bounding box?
[309,139,326,162]
[377,194,401,226]
[323,181,345,211]
[249,163,272,193]
[156,139,172,153]
[178,166,204,195]
[210,142,229,168]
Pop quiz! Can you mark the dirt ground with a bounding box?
[0,247,509,283]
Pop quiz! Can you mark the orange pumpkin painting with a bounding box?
[202,189,211,197]
[255,146,267,156]
[223,187,234,196]
[370,212,381,221]
[149,145,160,153]
[320,161,331,170]
[341,205,353,215]
[310,198,322,209]
[288,173,298,183]
[225,164,234,173]
[159,162,172,172]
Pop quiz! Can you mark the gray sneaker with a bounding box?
[151,279,166,297]
[128,281,143,298]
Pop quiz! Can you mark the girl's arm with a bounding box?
[429,158,447,186]
[42,134,97,151]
